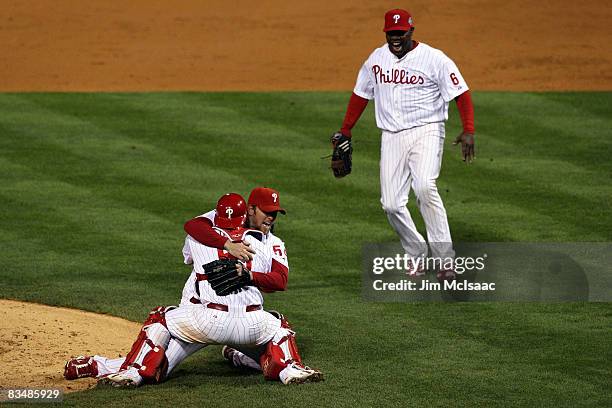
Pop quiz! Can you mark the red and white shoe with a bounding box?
[63,356,98,380]
[406,260,426,277]
[279,362,323,385]
[221,345,238,367]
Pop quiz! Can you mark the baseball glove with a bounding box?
[330,132,353,178]
[203,259,252,296]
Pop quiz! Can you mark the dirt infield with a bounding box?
[1,0,610,92]
[0,300,139,393]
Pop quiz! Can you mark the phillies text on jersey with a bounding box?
[354,42,468,133]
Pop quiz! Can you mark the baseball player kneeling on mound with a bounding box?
[331,9,476,282]
[179,187,298,372]
[63,192,322,386]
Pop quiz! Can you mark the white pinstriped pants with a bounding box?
[380,122,454,259]
[166,304,281,347]
[94,305,280,378]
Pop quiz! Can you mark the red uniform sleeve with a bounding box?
[184,217,227,249]
[455,90,475,134]
[251,259,288,292]
[340,92,369,137]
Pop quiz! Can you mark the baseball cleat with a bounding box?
[97,367,142,388]
[222,345,238,364]
[279,362,324,385]
[64,356,99,380]
[406,260,426,277]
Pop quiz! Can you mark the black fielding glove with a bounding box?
[203,259,252,296]
[330,132,353,178]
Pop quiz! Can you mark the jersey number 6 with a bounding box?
[450,73,459,85]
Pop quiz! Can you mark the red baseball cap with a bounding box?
[383,9,414,32]
[248,187,286,215]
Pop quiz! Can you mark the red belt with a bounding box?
[196,273,208,281]
[189,297,261,313]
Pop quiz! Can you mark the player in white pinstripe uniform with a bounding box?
[63,193,322,386]
[335,9,476,280]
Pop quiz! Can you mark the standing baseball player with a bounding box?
[331,9,475,280]
[64,192,321,385]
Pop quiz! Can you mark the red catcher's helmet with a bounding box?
[214,193,247,229]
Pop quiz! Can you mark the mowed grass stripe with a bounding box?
[14,91,608,242]
[0,93,391,283]
[0,97,213,313]
[0,94,254,220]
[0,92,610,407]
[2,93,380,227]
[21,91,610,241]
[0,172,187,314]
[475,92,612,172]
[445,162,609,240]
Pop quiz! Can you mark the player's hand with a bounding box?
[223,240,255,261]
[235,262,253,280]
[235,262,245,275]
[453,132,475,163]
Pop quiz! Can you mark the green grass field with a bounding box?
[0,92,611,407]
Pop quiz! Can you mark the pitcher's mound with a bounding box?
[0,299,139,393]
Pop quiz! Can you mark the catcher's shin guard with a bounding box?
[260,326,302,381]
[120,306,174,383]
[137,344,169,383]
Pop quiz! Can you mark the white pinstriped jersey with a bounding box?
[182,210,289,270]
[353,42,469,133]
[180,210,289,307]
[183,229,271,307]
